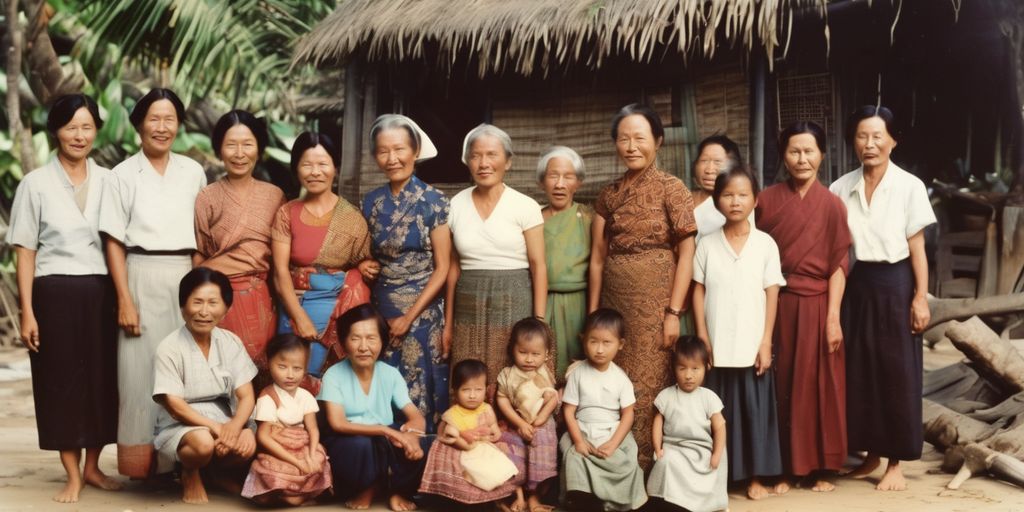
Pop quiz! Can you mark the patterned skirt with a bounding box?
[601,249,676,472]
[501,417,558,490]
[242,425,332,501]
[418,438,526,504]
[451,269,533,388]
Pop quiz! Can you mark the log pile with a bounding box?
[925,314,1024,489]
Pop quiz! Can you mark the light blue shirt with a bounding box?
[317,360,411,425]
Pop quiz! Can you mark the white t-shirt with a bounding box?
[693,228,786,368]
[449,185,544,270]
[829,162,936,263]
[253,384,319,427]
[563,360,636,444]
[6,157,109,276]
[694,197,755,244]
[99,151,206,251]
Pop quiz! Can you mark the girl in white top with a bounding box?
[445,124,547,390]
[6,94,122,503]
[98,88,207,478]
[242,334,331,505]
[559,309,647,511]
[693,166,786,500]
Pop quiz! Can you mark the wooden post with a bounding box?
[339,59,364,202]
[752,56,766,185]
[998,205,1024,294]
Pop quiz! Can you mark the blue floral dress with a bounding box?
[362,176,450,432]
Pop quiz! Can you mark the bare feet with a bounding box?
[83,468,123,491]
[53,478,83,503]
[181,468,209,504]
[812,478,836,491]
[746,478,773,500]
[345,486,375,509]
[527,493,555,512]
[773,478,791,495]
[876,462,907,491]
[389,493,417,511]
[842,454,881,479]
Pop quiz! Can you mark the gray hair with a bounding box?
[369,114,421,154]
[536,146,586,182]
[462,123,514,164]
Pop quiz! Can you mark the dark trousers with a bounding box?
[321,429,431,499]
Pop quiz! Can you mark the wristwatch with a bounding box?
[664,306,684,317]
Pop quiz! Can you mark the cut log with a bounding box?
[945,317,1024,393]
[928,294,1024,329]
[924,321,951,349]
[946,443,1024,490]
[923,399,998,449]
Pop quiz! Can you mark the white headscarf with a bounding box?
[370,114,438,163]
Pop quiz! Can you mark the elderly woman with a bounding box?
[537,146,592,381]
[99,88,207,477]
[6,94,120,503]
[691,135,744,241]
[152,268,258,504]
[272,132,372,390]
[829,106,935,491]
[194,110,284,373]
[445,124,547,388]
[590,104,697,471]
[757,121,852,493]
[361,114,451,432]
[319,304,431,511]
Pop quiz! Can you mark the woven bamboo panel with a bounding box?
[694,67,751,163]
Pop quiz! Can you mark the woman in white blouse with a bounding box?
[99,88,207,478]
[829,106,935,491]
[444,124,547,395]
[6,95,121,503]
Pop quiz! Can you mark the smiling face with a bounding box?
[583,326,623,371]
[615,114,662,172]
[342,318,383,371]
[674,354,707,393]
[467,135,510,188]
[297,144,336,195]
[139,99,179,157]
[512,334,548,373]
[374,128,418,187]
[853,116,896,169]
[783,132,823,185]
[56,107,98,162]
[181,283,228,338]
[455,373,487,410]
[269,347,307,393]
[220,124,260,179]
[541,156,581,211]
[716,174,757,223]
[695,143,728,193]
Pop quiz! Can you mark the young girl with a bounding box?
[559,308,647,511]
[647,336,728,512]
[497,318,560,512]
[419,359,522,506]
[693,166,786,500]
[242,334,332,505]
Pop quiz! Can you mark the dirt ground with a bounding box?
[0,342,1022,512]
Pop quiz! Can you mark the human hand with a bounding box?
[401,432,423,460]
[662,314,681,349]
[595,440,618,459]
[654,447,664,460]
[118,300,141,337]
[754,341,772,376]
[710,451,722,470]
[517,423,535,442]
[826,315,843,353]
[217,422,242,449]
[387,315,412,345]
[20,312,39,352]
[234,428,256,458]
[442,325,453,359]
[574,440,595,456]
[358,259,381,282]
[293,314,319,340]
[911,294,930,334]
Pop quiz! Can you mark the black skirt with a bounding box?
[705,366,783,482]
[842,259,923,460]
[30,275,118,450]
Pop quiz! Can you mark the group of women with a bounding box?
[8,86,934,508]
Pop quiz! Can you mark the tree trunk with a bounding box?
[945,316,1024,393]
[5,0,35,172]
[928,294,1024,328]
[923,398,998,449]
[22,0,77,104]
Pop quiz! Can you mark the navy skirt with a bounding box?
[705,366,783,482]
[843,259,923,460]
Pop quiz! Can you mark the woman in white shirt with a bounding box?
[6,94,120,503]
[829,106,936,491]
[444,124,547,393]
[99,88,207,478]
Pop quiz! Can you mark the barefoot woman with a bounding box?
[829,106,935,491]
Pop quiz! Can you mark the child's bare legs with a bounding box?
[876,459,907,491]
[53,450,83,503]
[843,452,880,478]
[82,447,122,491]
[746,477,772,500]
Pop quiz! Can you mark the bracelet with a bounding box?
[664,306,683,317]
[534,315,546,321]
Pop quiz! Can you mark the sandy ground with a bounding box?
[0,342,1022,512]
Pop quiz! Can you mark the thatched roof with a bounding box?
[293,0,828,77]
